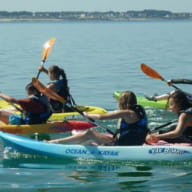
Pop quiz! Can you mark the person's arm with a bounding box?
[153,113,187,139]
[0,93,18,104]
[38,66,48,74]
[84,110,135,121]
[170,79,192,84]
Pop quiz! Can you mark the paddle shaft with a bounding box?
[161,78,180,90]
[36,61,45,79]
[151,119,177,132]
[0,95,23,112]
[32,78,115,136]
[65,103,115,135]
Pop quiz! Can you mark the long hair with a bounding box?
[168,90,191,111]
[118,91,137,110]
[48,65,69,88]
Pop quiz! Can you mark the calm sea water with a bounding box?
[0,20,192,192]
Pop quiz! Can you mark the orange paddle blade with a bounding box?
[140,63,164,81]
[32,77,65,103]
[42,38,56,61]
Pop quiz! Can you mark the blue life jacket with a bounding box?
[119,105,148,136]
[116,105,148,146]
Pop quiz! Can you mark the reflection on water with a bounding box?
[1,155,192,191]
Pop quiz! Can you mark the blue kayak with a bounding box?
[0,132,192,161]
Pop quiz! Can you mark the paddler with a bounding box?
[147,90,192,144]
[145,78,192,102]
[46,91,149,146]
[38,65,75,113]
[0,83,52,124]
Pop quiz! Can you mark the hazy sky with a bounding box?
[1,0,192,12]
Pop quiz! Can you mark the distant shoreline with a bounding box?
[0,10,192,22]
[0,18,191,22]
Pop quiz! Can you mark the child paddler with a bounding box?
[38,65,75,113]
[0,83,51,124]
[47,91,149,146]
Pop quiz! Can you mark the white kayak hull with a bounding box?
[0,131,192,161]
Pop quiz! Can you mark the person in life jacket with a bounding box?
[38,65,75,113]
[149,90,192,143]
[0,83,52,125]
[47,91,149,146]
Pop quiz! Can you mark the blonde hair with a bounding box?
[118,91,137,110]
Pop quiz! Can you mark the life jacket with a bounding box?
[49,80,74,113]
[178,107,192,139]
[116,105,148,146]
[22,94,52,124]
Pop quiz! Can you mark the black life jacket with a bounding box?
[178,107,192,139]
[22,94,52,124]
[49,80,74,113]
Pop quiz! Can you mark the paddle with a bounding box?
[36,38,56,79]
[32,78,115,135]
[0,93,23,112]
[140,63,180,90]
[150,119,177,133]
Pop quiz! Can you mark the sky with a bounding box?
[1,0,192,12]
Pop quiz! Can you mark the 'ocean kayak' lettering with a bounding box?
[149,148,190,155]
[65,148,119,156]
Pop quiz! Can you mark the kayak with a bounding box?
[0,131,192,161]
[0,100,107,121]
[0,120,94,134]
[113,91,167,109]
[51,105,107,121]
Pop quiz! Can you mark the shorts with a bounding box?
[9,114,23,125]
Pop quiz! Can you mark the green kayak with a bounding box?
[113,91,167,109]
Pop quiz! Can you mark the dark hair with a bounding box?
[168,90,191,110]
[48,65,68,87]
[25,83,40,94]
[118,91,137,109]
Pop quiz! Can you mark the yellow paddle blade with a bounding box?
[42,38,56,61]
[32,78,65,103]
[140,63,164,81]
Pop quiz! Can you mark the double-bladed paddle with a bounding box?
[32,78,115,136]
[140,63,180,90]
[36,38,56,79]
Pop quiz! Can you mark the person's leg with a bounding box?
[48,130,97,144]
[47,129,114,145]
[0,111,12,124]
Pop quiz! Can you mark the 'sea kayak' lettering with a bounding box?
[149,148,190,155]
[65,148,119,156]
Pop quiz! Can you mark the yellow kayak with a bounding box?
[0,100,107,121]
[0,120,94,134]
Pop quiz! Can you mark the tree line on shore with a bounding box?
[0,9,191,21]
